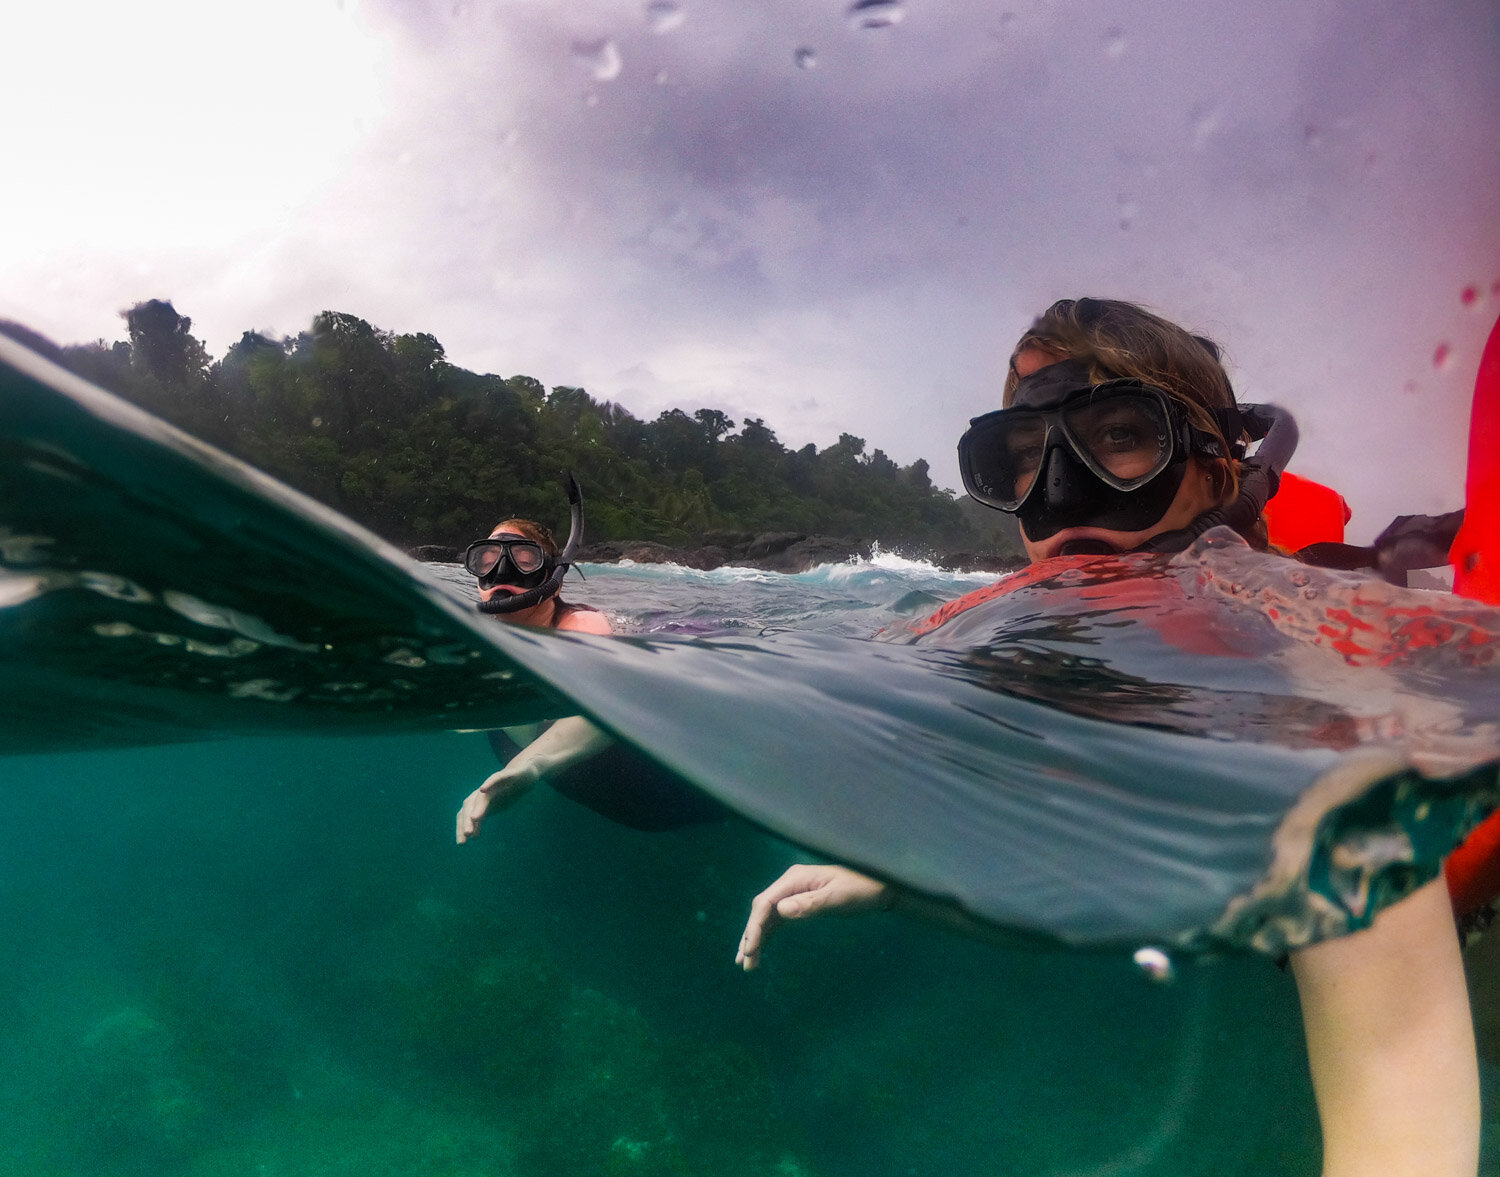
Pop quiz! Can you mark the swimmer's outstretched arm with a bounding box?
[741,868,1479,1176]
[735,863,1023,969]
[1290,876,1478,1177]
[455,716,612,844]
[736,864,892,970]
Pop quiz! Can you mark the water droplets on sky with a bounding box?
[571,37,622,82]
[645,1,686,35]
[846,0,905,31]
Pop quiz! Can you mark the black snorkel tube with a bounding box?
[476,473,585,615]
[1135,403,1299,554]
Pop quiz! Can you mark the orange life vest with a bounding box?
[1263,471,1351,551]
[1447,313,1500,917]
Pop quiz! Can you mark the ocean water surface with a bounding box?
[13,552,1496,1177]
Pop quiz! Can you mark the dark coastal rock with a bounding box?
[574,534,865,573]
[700,529,757,550]
[753,536,869,573]
[408,544,462,563]
[934,551,1026,575]
[577,541,730,571]
[414,534,1018,575]
[743,531,807,559]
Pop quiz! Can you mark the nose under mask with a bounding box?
[478,556,549,592]
[1017,440,1189,543]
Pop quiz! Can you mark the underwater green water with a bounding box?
[0,730,1393,1177]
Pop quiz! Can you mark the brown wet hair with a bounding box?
[489,518,560,558]
[1004,297,1247,511]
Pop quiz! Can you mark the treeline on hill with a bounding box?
[7,300,1023,558]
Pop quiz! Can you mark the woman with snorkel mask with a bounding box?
[735,299,1479,1177]
[456,477,727,843]
[464,475,612,635]
[457,477,613,844]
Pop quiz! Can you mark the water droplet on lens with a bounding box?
[645,0,685,34]
[847,0,904,29]
[571,37,622,81]
[1434,342,1452,370]
[1189,104,1222,148]
[1461,285,1478,306]
[1103,27,1126,57]
[1133,946,1175,983]
[794,46,818,69]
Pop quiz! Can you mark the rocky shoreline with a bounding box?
[408,530,1022,575]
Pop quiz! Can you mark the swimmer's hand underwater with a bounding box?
[735,863,891,971]
[456,715,613,843]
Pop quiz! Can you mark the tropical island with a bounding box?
[2,301,1025,572]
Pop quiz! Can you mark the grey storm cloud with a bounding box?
[5,0,1498,538]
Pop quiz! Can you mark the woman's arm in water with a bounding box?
[736,864,892,969]
[455,716,613,843]
[1290,876,1478,1177]
[736,863,1037,968]
[457,601,613,842]
[741,868,1479,1176]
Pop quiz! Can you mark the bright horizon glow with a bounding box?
[0,0,387,260]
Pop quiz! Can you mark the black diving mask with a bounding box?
[959,359,1236,543]
[464,535,552,589]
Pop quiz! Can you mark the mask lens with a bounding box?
[464,541,505,577]
[1001,418,1048,504]
[960,413,1049,510]
[1063,391,1172,489]
[465,539,549,578]
[508,543,546,575]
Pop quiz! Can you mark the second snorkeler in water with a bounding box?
[457,477,611,844]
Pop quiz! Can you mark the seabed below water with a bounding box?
[11,730,1492,1177]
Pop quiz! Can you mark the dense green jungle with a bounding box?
[0,302,1022,559]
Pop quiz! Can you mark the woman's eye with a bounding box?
[1098,424,1142,449]
[1008,441,1043,474]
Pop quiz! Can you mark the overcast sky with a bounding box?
[4,0,1498,541]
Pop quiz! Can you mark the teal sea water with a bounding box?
[4,554,1333,1177]
[0,553,1497,1176]
[6,341,1500,1174]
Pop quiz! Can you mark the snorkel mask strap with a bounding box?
[1136,403,1299,554]
[476,473,586,615]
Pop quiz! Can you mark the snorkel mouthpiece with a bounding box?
[476,474,586,615]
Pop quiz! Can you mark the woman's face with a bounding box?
[477,528,553,624]
[1009,346,1225,563]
